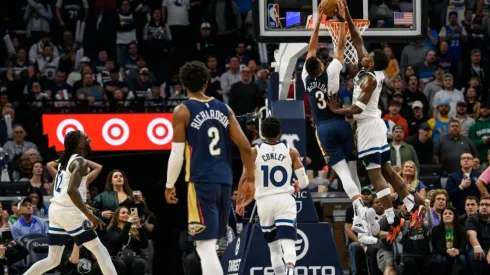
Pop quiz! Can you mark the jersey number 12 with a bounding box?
[261,165,288,187]
[54,172,63,193]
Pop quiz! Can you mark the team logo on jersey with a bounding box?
[280,134,300,148]
[82,220,92,231]
[295,229,309,261]
[188,222,206,236]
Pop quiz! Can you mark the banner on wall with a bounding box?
[42,114,174,151]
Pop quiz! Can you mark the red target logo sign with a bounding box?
[43,114,174,151]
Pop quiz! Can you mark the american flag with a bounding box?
[394,12,413,25]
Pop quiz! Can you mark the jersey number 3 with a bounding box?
[54,172,63,193]
[208,127,221,156]
[315,91,327,109]
[261,165,288,187]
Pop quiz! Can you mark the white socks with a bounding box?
[353,198,366,218]
[384,207,395,224]
[268,239,297,275]
[196,239,223,275]
[24,246,65,275]
[84,238,117,275]
[280,239,296,266]
[332,160,360,200]
[268,241,285,275]
[403,194,416,212]
[366,208,380,235]
[347,161,361,191]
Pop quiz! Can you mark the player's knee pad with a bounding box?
[280,239,297,265]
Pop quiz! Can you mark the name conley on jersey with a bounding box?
[261,153,287,162]
[190,110,229,130]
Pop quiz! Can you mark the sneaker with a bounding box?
[386,217,404,244]
[284,264,294,275]
[352,216,368,234]
[409,204,426,230]
[364,207,380,236]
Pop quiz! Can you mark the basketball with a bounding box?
[319,0,338,16]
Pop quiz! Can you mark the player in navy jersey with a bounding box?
[302,2,367,232]
[164,61,255,275]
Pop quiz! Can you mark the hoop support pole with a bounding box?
[272,43,308,100]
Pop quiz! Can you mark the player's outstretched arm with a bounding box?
[343,0,368,61]
[165,104,190,204]
[227,106,255,182]
[290,147,309,189]
[328,75,376,116]
[306,9,323,59]
[326,1,346,95]
[333,0,346,64]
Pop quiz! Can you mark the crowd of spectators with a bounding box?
[0,0,490,274]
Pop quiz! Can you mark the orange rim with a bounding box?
[325,19,370,39]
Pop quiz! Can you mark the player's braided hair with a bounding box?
[179,61,211,93]
[261,117,282,139]
[58,130,82,171]
[373,49,389,71]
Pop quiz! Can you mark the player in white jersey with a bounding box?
[24,130,117,275]
[237,117,309,275]
[328,0,425,244]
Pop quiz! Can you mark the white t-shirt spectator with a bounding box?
[162,0,190,26]
[432,89,464,117]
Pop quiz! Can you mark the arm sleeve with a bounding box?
[166,142,185,188]
[326,59,343,95]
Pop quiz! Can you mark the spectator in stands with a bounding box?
[220,56,242,104]
[469,103,490,168]
[407,101,428,136]
[0,239,29,274]
[384,45,400,82]
[466,195,490,274]
[76,72,106,107]
[92,169,138,224]
[345,186,373,275]
[433,120,478,174]
[10,152,33,182]
[0,106,16,145]
[432,74,464,117]
[24,0,53,45]
[390,125,419,169]
[455,100,475,136]
[10,197,48,240]
[406,122,434,164]
[373,212,395,275]
[67,59,91,87]
[9,200,20,225]
[28,187,48,216]
[460,196,479,226]
[55,0,89,34]
[446,152,484,214]
[465,86,480,119]
[3,124,38,161]
[474,157,482,172]
[35,45,60,83]
[205,55,224,101]
[7,48,34,82]
[228,66,263,116]
[413,50,437,86]
[399,160,427,202]
[463,49,489,100]
[0,203,10,230]
[29,160,47,194]
[116,1,137,66]
[439,12,467,80]
[429,189,448,227]
[432,206,468,275]
[423,65,444,110]
[383,101,409,139]
[402,74,429,119]
[107,206,148,275]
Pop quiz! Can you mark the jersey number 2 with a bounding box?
[208,127,221,156]
[54,172,63,193]
[315,91,327,109]
[261,165,288,187]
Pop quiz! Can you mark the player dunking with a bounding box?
[164,61,255,275]
[25,131,117,275]
[237,117,309,275]
[303,1,367,232]
[328,0,424,241]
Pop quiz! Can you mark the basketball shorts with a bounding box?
[356,118,391,170]
[48,203,97,246]
[316,119,356,167]
[256,193,297,243]
[187,182,231,241]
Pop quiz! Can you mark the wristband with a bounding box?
[474,246,481,249]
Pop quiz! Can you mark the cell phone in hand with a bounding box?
[131,207,138,217]
[133,190,142,196]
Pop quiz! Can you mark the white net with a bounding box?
[324,19,370,65]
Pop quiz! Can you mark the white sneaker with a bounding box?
[365,208,380,235]
[351,216,368,234]
[284,264,294,275]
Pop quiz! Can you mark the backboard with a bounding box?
[252,0,428,43]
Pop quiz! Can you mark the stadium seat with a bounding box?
[418,164,443,176]
[418,175,442,190]
[19,233,48,247]
[25,237,49,268]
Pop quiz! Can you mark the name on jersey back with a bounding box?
[190,110,229,130]
[306,81,327,93]
[261,152,287,162]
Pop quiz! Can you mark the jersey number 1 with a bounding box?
[54,172,63,193]
[208,127,221,156]
[261,165,288,187]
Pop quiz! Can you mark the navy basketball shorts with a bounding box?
[315,119,356,167]
[187,182,231,241]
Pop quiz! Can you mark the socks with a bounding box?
[353,198,366,217]
[196,239,223,275]
[384,207,395,224]
[268,241,285,275]
[280,239,297,266]
[403,194,416,212]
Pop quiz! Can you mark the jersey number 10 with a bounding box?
[54,172,63,193]
[261,165,289,187]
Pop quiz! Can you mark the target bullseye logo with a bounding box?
[56,119,85,144]
[102,118,130,146]
[147,118,173,145]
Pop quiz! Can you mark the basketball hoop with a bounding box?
[324,19,370,65]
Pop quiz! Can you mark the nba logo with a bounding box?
[268,3,280,28]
